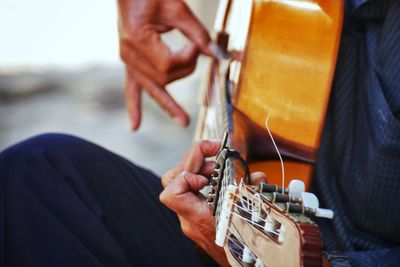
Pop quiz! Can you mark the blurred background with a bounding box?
[0,0,218,175]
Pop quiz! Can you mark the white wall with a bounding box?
[0,0,217,68]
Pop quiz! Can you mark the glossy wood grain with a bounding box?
[234,0,343,161]
[196,0,343,190]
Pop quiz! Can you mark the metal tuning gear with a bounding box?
[255,179,334,219]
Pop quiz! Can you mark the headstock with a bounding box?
[208,145,333,267]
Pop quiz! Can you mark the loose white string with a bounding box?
[265,113,285,194]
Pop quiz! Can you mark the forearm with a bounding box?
[196,236,230,267]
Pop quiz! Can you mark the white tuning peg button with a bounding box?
[315,208,334,219]
[288,180,305,198]
[255,258,266,267]
[242,246,256,264]
[215,185,237,247]
[301,192,319,209]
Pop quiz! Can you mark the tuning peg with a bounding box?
[301,192,319,209]
[263,216,276,233]
[211,171,219,178]
[301,192,334,219]
[242,246,255,264]
[251,210,262,223]
[288,180,305,198]
[209,187,216,195]
[255,258,266,267]
[210,178,218,186]
[315,208,334,219]
[214,163,221,170]
[215,185,237,247]
[278,225,286,243]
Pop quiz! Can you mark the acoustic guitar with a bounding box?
[195,0,343,266]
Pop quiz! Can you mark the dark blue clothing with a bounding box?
[0,134,207,267]
[312,0,400,265]
[1,0,400,266]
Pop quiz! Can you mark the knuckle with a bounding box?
[192,140,202,149]
[159,191,168,205]
[179,170,189,179]
[119,44,129,62]
[157,58,173,73]
[159,74,170,85]
[172,0,186,12]
[134,30,148,43]
[161,174,169,187]
[162,169,175,187]
[199,140,210,148]
[181,226,190,236]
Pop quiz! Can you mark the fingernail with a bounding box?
[131,124,138,132]
[173,116,186,127]
[208,43,230,60]
[130,121,139,132]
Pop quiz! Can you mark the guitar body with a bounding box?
[196,0,343,189]
[196,0,343,266]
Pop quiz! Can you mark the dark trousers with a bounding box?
[0,134,209,267]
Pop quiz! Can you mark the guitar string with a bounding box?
[229,222,258,259]
[217,187,282,236]
[226,227,258,260]
[224,233,256,264]
[235,194,282,236]
[265,114,285,194]
[216,208,279,263]
[214,58,230,223]
[229,204,280,236]
[218,187,282,236]
[239,185,276,222]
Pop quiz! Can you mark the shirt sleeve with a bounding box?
[326,247,400,267]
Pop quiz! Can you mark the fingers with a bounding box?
[120,41,198,86]
[198,161,217,178]
[182,141,221,173]
[121,39,199,127]
[160,171,209,217]
[163,0,212,56]
[124,69,142,131]
[118,0,215,130]
[166,44,199,78]
[162,140,221,188]
[250,172,268,185]
[128,67,189,127]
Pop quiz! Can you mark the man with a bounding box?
[0,0,399,266]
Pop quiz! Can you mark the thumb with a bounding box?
[160,171,209,216]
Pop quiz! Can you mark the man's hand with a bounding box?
[160,140,229,266]
[160,141,267,266]
[118,0,214,131]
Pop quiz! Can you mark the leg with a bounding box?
[0,134,202,267]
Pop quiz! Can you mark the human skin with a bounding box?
[117,0,216,130]
[160,141,267,266]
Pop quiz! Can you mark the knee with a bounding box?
[0,133,90,165]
